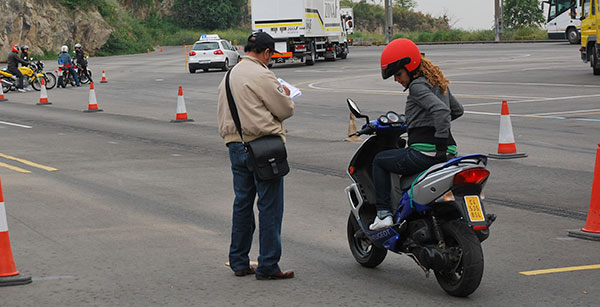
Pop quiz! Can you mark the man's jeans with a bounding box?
[372,147,438,215]
[228,142,284,275]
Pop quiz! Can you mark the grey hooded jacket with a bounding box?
[405,76,464,147]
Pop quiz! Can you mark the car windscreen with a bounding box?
[192,42,220,51]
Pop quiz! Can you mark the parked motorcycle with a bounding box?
[29,60,57,90]
[344,98,495,297]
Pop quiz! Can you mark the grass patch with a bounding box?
[351,27,546,45]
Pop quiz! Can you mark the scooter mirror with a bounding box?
[347,98,362,117]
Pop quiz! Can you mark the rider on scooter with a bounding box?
[370,38,464,231]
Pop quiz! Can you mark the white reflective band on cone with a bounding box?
[498,115,516,144]
[176,96,187,114]
[0,202,8,232]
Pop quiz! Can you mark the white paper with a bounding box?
[277,78,302,100]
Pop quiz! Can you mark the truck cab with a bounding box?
[579,0,600,74]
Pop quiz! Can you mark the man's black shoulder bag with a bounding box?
[225,70,289,181]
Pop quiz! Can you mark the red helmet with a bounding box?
[380,38,421,79]
[11,45,19,53]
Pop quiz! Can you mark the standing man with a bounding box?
[217,32,295,280]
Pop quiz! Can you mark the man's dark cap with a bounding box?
[247,32,282,54]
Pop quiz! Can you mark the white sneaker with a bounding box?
[17,88,26,93]
[369,216,393,231]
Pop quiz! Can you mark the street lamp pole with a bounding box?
[385,0,393,43]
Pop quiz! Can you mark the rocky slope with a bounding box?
[1,0,112,60]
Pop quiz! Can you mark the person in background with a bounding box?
[58,45,80,87]
[6,45,29,92]
[74,43,92,82]
[20,45,30,64]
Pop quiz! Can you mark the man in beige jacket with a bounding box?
[217,32,295,280]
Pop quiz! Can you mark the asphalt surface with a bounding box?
[1,42,599,306]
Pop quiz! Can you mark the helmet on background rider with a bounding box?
[11,45,19,53]
[74,43,82,49]
[61,45,68,52]
[380,38,421,80]
[21,45,29,51]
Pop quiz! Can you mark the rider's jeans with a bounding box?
[66,66,80,86]
[227,142,284,275]
[7,67,23,89]
[372,147,438,217]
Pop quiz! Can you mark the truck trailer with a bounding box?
[251,0,354,66]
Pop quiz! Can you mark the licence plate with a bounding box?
[464,196,485,222]
[198,60,209,64]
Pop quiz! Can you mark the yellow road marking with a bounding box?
[520,264,600,276]
[0,153,59,172]
[563,111,600,117]
[0,162,31,174]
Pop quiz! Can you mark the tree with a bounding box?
[172,0,244,30]
[502,0,544,29]
[394,0,416,10]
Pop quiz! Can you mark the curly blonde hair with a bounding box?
[415,55,450,93]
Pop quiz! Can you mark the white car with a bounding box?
[188,35,241,73]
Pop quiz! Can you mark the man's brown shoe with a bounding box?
[234,267,256,277]
[255,270,294,280]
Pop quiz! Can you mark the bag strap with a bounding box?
[225,70,245,142]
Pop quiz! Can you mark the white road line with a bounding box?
[529,109,600,116]
[307,82,540,100]
[0,121,32,129]
[452,80,600,88]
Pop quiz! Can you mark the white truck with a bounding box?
[251,0,354,66]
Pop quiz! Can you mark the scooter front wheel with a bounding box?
[434,220,484,297]
[347,212,387,268]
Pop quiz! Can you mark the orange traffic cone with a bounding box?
[84,82,103,113]
[171,86,194,123]
[36,78,51,105]
[345,113,362,142]
[0,177,32,286]
[568,143,600,241]
[100,70,108,83]
[488,101,527,159]
[0,82,7,102]
[0,82,8,101]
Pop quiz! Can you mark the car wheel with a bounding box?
[222,59,230,71]
[189,68,196,73]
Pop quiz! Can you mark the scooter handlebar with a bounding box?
[349,124,376,137]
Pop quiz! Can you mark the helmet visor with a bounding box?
[381,57,411,79]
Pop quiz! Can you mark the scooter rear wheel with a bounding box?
[434,220,484,297]
[347,212,387,268]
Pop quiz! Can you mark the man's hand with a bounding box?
[282,84,291,96]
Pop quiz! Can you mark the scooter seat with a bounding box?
[399,173,421,191]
